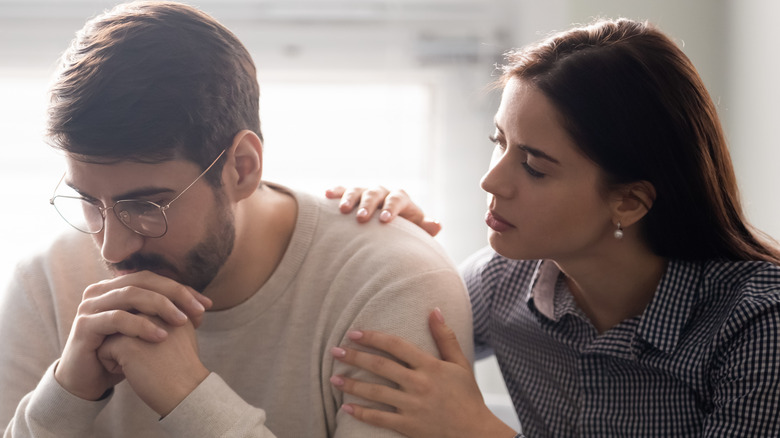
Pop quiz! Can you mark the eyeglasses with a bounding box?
[50,149,227,238]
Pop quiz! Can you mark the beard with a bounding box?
[106,195,236,293]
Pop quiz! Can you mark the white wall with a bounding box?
[727,0,780,242]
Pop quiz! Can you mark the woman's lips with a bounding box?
[485,210,515,232]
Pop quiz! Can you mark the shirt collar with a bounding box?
[636,259,703,354]
[526,260,560,320]
[527,258,703,354]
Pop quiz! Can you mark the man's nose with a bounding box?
[99,210,144,264]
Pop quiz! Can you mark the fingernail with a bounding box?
[356,208,368,218]
[330,375,345,386]
[340,200,352,209]
[433,307,445,323]
[379,210,392,222]
[174,309,188,322]
[347,330,363,340]
[192,298,205,312]
[156,328,168,339]
[341,404,355,415]
[330,347,346,358]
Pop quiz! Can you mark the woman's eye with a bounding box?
[522,161,545,178]
[488,134,506,150]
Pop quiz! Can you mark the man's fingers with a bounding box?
[80,287,190,328]
[75,311,168,344]
[87,272,208,322]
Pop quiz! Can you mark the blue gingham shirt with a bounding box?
[462,247,780,437]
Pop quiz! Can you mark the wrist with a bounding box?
[53,360,111,401]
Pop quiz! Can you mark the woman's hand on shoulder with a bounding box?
[330,309,517,438]
[325,185,442,236]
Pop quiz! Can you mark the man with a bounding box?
[0,2,473,436]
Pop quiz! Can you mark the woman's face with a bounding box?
[481,77,617,263]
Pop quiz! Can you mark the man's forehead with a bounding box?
[64,156,200,195]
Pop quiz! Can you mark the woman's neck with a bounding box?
[553,243,668,334]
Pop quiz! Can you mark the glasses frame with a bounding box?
[50,148,227,238]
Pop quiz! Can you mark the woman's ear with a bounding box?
[222,130,263,201]
[611,180,656,228]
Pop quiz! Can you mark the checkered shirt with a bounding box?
[462,247,780,437]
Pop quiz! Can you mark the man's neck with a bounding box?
[204,184,298,310]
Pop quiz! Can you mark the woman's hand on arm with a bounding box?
[325,186,442,237]
[330,309,517,438]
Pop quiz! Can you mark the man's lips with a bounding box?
[485,210,515,232]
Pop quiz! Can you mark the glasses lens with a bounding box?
[114,200,167,237]
[51,196,104,233]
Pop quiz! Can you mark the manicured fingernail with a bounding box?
[347,330,363,340]
[330,347,346,358]
[379,210,392,222]
[340,200,352,209]
[330,375,345,386]
[192,299,205,312]
[356,208,368,218]
[341,404,355,415]
[433,307,445,323]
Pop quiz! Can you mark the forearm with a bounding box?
[4,362,108,438]
[159,373,276,438]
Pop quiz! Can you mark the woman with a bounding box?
[326,18,780,437]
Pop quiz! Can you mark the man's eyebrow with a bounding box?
[493,121,561,165]
[65,181,176,202]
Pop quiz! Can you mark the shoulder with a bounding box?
[296,189,460,273]
[459,246,540,293]
[695,259,780,345]
[701,259,780,307]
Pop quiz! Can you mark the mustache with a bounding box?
[107,253,179,275]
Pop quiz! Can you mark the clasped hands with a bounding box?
[54,271,212,417]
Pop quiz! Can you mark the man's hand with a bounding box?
[97,315,209,416]
[54,271,211,402]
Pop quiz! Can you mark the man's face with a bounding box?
[63,157,235,292]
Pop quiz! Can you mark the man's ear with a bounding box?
[222,130,263,201]
[610,180,656,228]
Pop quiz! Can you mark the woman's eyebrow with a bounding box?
[519,145,560,164]
[494,120,561,165]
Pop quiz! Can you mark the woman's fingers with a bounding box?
[429,308,470,369]
[419,219,443,237]
[341,329,433,369]
[325,186,346,199]
[331,344,415,385]
[341,404,405,434]
[354,186,389,222]
[326,186,441,236]
[330,375,408,408]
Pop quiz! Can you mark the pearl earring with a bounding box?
[614,221,624,240]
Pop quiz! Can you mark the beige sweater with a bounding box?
[1,186,473,437]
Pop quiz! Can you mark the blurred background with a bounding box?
[1,0,778,430]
